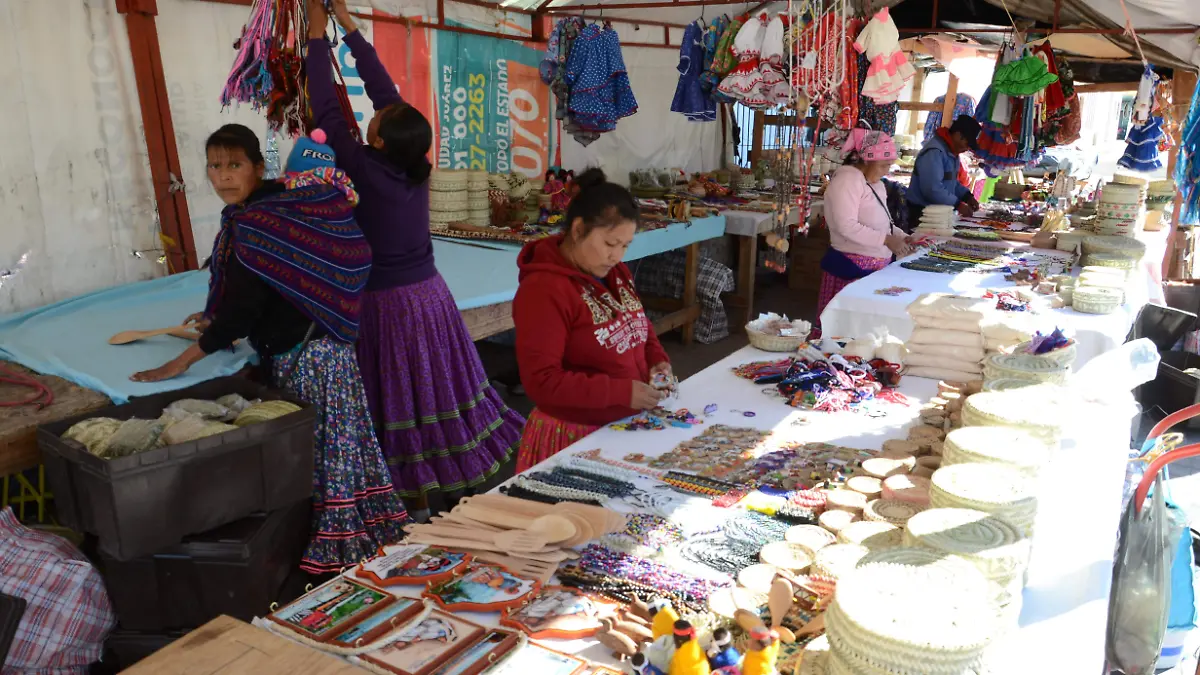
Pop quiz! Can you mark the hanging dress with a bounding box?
[565,24,638,144]
[673,21,717,121]
[853,8,913,104]
[717,14,768,104]
[698,15,730,94]
[1119,116,1166,171]
[756,14,792,108]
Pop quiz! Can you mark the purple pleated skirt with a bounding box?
[356,274,525,500]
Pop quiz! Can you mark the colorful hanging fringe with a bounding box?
[221,0,358,140]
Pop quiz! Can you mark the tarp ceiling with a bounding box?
[505,0,1197,73]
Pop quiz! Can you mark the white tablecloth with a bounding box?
[315,345,1126,673]
[723,204,821,237]
[820,230,1169,369]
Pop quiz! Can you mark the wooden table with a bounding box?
[121,616,366,674]
[0,361,110,480]
[722,205,818,328]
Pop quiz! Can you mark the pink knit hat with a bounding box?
[841,128,897,162]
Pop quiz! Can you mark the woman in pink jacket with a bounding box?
[816,129,912,328]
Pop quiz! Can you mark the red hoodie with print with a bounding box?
[513,235,670,426]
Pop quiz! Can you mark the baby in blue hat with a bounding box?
[283,129,358,204]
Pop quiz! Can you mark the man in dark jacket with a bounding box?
[906,115,982,225]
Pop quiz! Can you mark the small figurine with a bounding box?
[705,627,741,670]
[740,627,780,675]
[543,169,569,213]
[668,621,710,675]
[632,653,666,675]
[649,599,681,641]
[597,618,638,661]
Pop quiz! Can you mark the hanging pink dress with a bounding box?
[853,8,913,104]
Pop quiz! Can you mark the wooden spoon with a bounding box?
[454,503,534,529]
[527,515,577,544]
[769,578,797,643]
[109,325,201,345]
[493,529,550,553]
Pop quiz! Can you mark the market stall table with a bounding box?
[722,208,805,327]
[819,230,1168,368]
[225,345,1127,675]
[121,615,365,675]
[440,215,728,343]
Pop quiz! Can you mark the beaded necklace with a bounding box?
[578,544,732,604]
[555,564,706,613]
[573,448,666,478]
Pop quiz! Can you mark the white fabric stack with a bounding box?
[915,204,957,237]
[825,547,1000,674]
[904,294,1034,382]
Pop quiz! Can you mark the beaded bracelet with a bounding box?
[560,456,655,484]
[514,476,609,503]
[555,564,706,613]
[661,471,744,499]
[499,483,604,507]
[527,469,632,499]
[573,448,666,479]
[578,544,732,602]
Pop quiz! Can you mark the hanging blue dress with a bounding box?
[1119,116,1165,172]
[566,24,639,140]
[672,21,716,121]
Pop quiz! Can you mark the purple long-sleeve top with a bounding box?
[307,31,436,290]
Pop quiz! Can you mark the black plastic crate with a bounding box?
[102,628,188,671]
[100,499,310,631]
[38,377,315,560]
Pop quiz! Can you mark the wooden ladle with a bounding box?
[109,325,201,345]
[769,577,798,643]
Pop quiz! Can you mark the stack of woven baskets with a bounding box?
[430,170,469,231]
[467,170,489,227]
[1094,177,1145,237]
[1145,179,1174,232]
[1072,235,1146,314]
[824,547,1001,674]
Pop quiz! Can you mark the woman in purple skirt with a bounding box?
[307,0,524,519]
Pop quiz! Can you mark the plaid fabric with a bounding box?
[815,253,890,329]
[631,251,735,344]
[0,508,114,675]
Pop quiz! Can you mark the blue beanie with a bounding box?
[286,129,336,174]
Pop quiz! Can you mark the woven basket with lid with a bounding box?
[837,520,902,550]
[929,463,1037,535]
[982,353,1070,386]
[826,555,996,674]
[941,426,1054,477]
[903,507,1029,582]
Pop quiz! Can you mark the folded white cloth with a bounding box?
[905,351,983,374]
[907,293,991,322]
[905,365,982,382]
[906,341,985,363]
[908,327,983,348]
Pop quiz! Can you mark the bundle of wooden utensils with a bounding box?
[402,493,627,583]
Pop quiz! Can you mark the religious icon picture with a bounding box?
[500,586,620,639]
[358,544,472,587]
[426,629,521,675]
[485,642,587,675]
[267,576,394,643]
[357,610,485,675]
[423,563,539,613]
[326,597,425,650]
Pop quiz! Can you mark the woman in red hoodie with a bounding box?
[513,169,672,471]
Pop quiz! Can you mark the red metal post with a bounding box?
[1052,0,1062,31]
[116,0,198,271]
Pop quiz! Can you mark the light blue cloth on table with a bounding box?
[0,271,255,404]
[1,216,727,403]
[434,215,727,310]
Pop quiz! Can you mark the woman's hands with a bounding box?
[308,0,355,39]
[307,0,329,39]
[131,359,191,383]
[630,382,666,410]
[649,361,673,380]
[884,232,912,258]
[183,312,211,334]
[131,344,207,383]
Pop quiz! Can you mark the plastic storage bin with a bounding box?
[39,377,315,560]
[100,499,310,631]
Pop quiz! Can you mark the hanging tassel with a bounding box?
[220,0,277,111]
